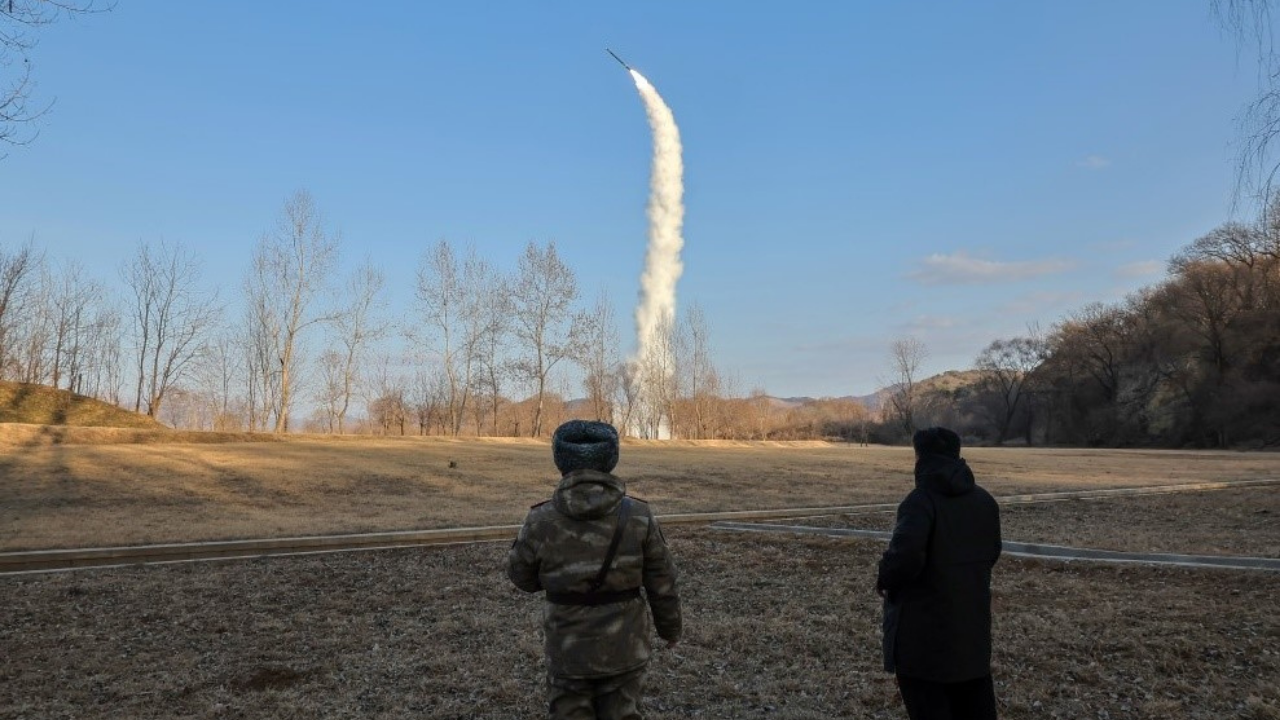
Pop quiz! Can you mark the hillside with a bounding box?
[0,382,165,430]
[850,369,985,411]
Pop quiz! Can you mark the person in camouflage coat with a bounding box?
[507,420,682,720]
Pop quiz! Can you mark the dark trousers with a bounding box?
[896,674,997,720]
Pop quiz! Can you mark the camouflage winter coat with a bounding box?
[506,469,682,679]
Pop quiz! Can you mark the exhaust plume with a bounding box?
[627,68,684,382]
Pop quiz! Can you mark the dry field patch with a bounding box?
[780,485,1280,559]
[1,526,1276,719]
[2,431,1278,551]
[998,486,1280,557]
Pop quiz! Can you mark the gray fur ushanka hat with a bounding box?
[552,420,620,475]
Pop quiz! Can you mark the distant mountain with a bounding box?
[773,395,868,409]
[561,369,982,416]
[859,370,984,411]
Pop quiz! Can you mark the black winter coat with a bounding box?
[877,453,1002,682]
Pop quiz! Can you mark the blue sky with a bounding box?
[0,1,1258,399]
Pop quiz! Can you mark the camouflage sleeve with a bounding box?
[641,512,682,642]
[505,512,543,593]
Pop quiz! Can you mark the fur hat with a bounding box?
[912,426,962,459]
[552,420,620,475]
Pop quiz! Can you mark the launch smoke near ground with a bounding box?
[626,67,684,388]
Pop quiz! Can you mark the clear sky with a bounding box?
[0,1,1259,399]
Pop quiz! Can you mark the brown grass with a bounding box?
[3,436,1278,718]
[0,528,1275,719]
[998,486,1280,557]
[782,485,1280,558]
[0,383,165,429]
[3,432,1279,551]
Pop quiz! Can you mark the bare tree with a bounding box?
[576,289,620,424]
[1051,303,1130,404]
[509,241,582,437]
[680,303,721,439]
[121,240,218,418]
[615,360,642,437]
[366,359,411,436]
[0,241,39,377]
[200,329,244,431]
[410,366,447,436]
[472,258,511,436]
[885,338,928,436]
[974,336,1046,445]
[1,1,111,150]
[71,296,122,403]
[12,261,54,384]
[634,312,680,438]
[317,260,385,434]
[1211,0,1280,208]
[414,240,493,436]
[48,260,101,391]
[242,282,280,432]
[246,190,338,432]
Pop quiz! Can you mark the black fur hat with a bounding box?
[553,420,620,475]
[912,426,962,459]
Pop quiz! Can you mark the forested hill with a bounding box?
[0,382,164,429]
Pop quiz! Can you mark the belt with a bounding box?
[546,587,642,606]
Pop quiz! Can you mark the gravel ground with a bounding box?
[782,486,1280,558]
[2,527,1277,719]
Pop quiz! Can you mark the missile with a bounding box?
[606,48,631,71]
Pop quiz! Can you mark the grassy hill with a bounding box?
[0,382,165,429]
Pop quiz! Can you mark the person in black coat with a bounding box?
[877,427,1002,720]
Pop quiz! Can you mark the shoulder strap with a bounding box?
[588,497,632,593]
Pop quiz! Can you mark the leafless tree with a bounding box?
[199,329,244,431]
[414,240,494,436]
[885,338,928,435]
[242,283,279,432]
[317,260,385,434]
[974,336,1046,445]
[410,366,447,436]
[634,312,680,438]
[48,260,101,391]
[366,359,410,436]
[1165,259,1248,381]
[1211,0,1280,206]
[1,1,111,150]
[576,289,620,425]
[12,262,54,384]
[680,303,721,439]
[614,360,642,437]
[509,241,582,437]
[472,258,511,436]
[246,190,338,432]
[72,297,122,403]
[0,241,39,377]
[1051,303,1130,403]
[121,240,219,418]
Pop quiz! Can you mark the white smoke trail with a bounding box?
[628,69,684,386]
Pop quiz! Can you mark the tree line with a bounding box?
[880,196,1280,449]
[3,190,872,439]
[8,188,1275,447]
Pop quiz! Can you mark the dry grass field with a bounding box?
[2,426,1278,551]
[2,429,1278,718]
[1,529,1276,719]
[785,485,1280,558]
